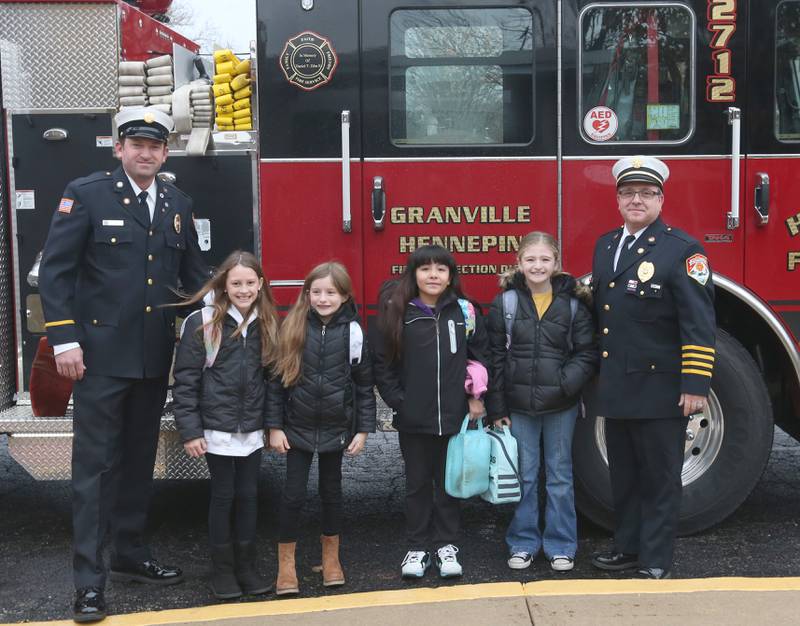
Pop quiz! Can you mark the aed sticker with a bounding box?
[583,106,618,142]
[16,190,35,210]
[96,136,113,148]
[193,218,211,251]
[646,104,680,130]
[280,31,338,91]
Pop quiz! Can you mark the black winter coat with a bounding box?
[265,300,376,453]
[486,273,599,419]
[373,291,490,436]
[172,309,269,443]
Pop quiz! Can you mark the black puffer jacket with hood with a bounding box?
[486,272,599,419]
[373,290,490,436]
[265,300,376,453]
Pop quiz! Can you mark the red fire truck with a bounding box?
[1,0,798,536]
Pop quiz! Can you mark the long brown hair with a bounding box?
[275,261,353,386]
[178,250,279,367]
[378,245,469,364]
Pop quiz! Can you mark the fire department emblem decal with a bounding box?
[280,31,338,91]
[686,253,710,285]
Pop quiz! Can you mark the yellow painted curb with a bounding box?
[11,577,800,626]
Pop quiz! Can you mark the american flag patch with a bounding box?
[58,198,74,214]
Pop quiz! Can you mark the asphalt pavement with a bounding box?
[1,428,799,624]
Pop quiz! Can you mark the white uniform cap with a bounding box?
[114,107,174,143]
[612,156,670,189]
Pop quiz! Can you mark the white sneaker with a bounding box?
[401,550,430,578]
[507,552,533,570]
[435,544,463,578]
[550,555,575,572]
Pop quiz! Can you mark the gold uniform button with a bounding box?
[110,237,117,244]
[651,364,656,370]
[148,254,154,261]
[602,351,609,358]
[640,290,645,295]
[603,328,609,335]
[92,319,98,325]
[145,306,152,313]
[604,304,611,311]
[147,278,153,285]
[149,230,154,236]
[609,281,615,288]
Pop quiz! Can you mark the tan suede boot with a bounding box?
[275,542,299,596]
[320,534,345,587]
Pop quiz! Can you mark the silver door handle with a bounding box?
[341,110,352,233]
[372,176,385,231]
[727,107,741,230]
[754,172,769,225]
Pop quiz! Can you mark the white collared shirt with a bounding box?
[613,225,647,271]
[125,173,157,221]
[204,306,263,457]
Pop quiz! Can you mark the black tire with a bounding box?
[573,328,774,535]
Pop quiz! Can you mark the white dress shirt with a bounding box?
[612,225,647,271]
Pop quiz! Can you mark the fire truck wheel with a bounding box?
[573,329,773,536]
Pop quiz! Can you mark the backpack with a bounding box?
[502,290,578,351]
[457,298,476,340]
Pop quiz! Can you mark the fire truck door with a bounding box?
[744,1,800,341]
[257,0,363,305]
[562,1,746,280]
[10,113,114,390]
[360,0,558,307]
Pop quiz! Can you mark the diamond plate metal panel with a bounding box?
[0,74,14,409]
[0,3,118,110]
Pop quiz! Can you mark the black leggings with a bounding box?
[205,450,262,545]
[278,448,343,542]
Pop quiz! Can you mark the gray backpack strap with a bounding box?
[566,296,578,353]
[349,320,364,365]
[502,290,518,349]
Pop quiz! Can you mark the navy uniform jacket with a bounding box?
[591,217,716,419]
[39,166,208,379]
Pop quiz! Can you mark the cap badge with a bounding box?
[143,112,155,124]
[173,213,181,234]
[632,157,643,168]
[637,261,655,283]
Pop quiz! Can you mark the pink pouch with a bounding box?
[465,359,488,398]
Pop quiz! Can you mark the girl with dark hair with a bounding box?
[373,245,489,580]
[267,262,376,596]
[172,250,280,600]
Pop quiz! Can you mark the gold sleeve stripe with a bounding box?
[44,319,75,328]
[682,360,714,369]
[682,345,715,354]
[682,368,713,377]
[683,352,715,362]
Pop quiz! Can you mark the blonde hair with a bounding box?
[498,231,564,286]
[276,262,354,386]
[177,250,279,367]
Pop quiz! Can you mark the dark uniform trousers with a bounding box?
[39,166,208,590]
[72,376,168,588]
[591,217,716,571]
[605,416,687,569]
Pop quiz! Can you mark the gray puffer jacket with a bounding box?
[172,309,269,442]
[266,300,376,453]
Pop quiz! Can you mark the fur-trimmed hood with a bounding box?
[499,269,593,307]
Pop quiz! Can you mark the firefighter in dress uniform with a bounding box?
[589,156,716,579]
[38,108,207,623]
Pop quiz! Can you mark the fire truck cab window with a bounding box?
[579,4,694,144]
[389,8,537,146]
[776,2,800,141]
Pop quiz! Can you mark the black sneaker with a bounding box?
[591,551,639,571]
[73,587,106,623]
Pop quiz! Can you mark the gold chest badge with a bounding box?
[173,213,181,234]
[637,261,655,282]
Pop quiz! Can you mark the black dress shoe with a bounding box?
[637,567,672,579]
[591,551,639,571]
[73,587,106,623]
[109,559,184,585]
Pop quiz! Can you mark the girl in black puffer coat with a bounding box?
[486,232,598,574]
[266,262,375,596]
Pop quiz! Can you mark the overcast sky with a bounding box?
[171,0,257,55]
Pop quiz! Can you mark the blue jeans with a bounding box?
[506,406,579,559]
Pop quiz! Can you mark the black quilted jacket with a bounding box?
[266,300,376,453]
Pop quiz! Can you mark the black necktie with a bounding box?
[138,191,151,225]
[615,234,636,271]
